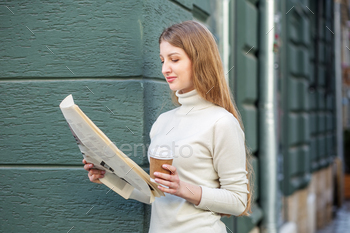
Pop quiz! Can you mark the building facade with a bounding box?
[0,0,343,232]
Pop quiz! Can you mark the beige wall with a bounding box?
[282,165,334,233]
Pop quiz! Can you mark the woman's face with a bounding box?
[159,41,194,94]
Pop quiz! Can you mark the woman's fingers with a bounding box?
[87,168,105,177]
[89,173,103,184]
[88,169,105,183]
[163,164,176,175]
[83,163,94,171]
[89,169,105,176]
[82,159,104,184]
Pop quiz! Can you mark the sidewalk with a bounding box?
[316,200,350,233]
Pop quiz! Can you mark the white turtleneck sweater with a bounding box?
[129,89,249,233]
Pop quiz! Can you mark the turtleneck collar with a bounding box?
[175,89,215,113]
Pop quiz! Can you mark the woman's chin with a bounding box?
[168,85,179,92]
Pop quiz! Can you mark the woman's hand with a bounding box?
[154,164,181,195]
[154,165,232,217]
[82,159,105,184]
[154,164,202,205]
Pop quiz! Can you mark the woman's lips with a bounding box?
[166,76,177,82]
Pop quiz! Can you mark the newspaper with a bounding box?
[59,94,164,203]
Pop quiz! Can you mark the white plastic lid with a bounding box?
[148,147,174,160]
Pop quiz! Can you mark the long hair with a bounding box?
[159,20,254,216]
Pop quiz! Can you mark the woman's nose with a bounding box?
[162,61,171,75]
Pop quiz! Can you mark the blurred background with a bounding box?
[1,0,350,232]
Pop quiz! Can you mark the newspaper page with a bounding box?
[59,94,164,202]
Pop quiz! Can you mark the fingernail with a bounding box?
[101,171,105,174]
[89,164,93,167]
[154,172,159,176]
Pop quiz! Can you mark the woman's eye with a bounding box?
[160,59,178,64]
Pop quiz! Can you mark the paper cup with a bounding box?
[149,147,174,188]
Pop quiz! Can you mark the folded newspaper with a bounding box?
[59,94,164,203]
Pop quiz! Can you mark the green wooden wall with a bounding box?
[308,0,336,172]
[281,0,336,196]
[1,1,256,232]
[233,0,263,232]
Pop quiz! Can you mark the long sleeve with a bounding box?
[148,89,251,232]
[194,115,249,216]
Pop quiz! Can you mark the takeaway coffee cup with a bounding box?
[149,147,174,186]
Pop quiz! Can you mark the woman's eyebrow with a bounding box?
[159,52,180,57]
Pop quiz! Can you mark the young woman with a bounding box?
[83,20,253,233]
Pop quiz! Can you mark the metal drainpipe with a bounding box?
[259,0,278,233]
[334,0,344,177]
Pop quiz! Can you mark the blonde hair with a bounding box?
[159,20,254,216]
